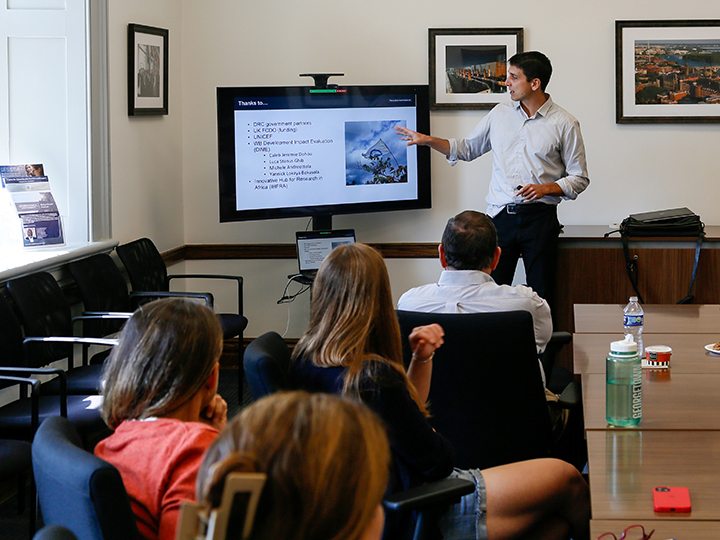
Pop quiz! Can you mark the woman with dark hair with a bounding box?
[291,243,589,540]
[95,298,228,540]
[196,391,390,540]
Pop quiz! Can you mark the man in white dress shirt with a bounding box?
[396,51,589,310]
[398,210,552,357]
[398,210,569,436]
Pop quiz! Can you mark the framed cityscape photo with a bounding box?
[429,28,523,110]
[616,20,720,124]
[128,23,169,116]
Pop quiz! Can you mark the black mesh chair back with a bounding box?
[6,272,106,395]
[68,253,132,337]
[6,272,72,367]
[397,310,553,470]
[0,295,106,441]
[33,416,140,540]
[243,331,292,400]
[0,292,25,375]
[115,237,169,292]
[117,237,248,404]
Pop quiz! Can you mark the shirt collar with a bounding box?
[437,269,494,286]
[513,93,554,118]
[536,94,554,117]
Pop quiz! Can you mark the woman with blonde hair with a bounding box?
[196,390,390,540]
[291,243,590,540]
[95,297,228,540]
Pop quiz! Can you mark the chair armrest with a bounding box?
[0,367,67,417]
[0,374,41,434]
[23,336,119,347]
[168,274,243,316]
[129,290,214,308]
[23,336,118,370]
[549,331,572,347]
[383,478,475,512]
[557,381,580,409]
[72,312,132,336]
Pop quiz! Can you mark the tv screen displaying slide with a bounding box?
[217,84,431,224]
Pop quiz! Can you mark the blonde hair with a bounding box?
[293,243,428,415]
[197,391,390,540]
[101,298,223,429]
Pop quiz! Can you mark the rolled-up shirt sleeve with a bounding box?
[555,118,589,200]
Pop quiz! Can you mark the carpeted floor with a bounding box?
[0,369,246,540]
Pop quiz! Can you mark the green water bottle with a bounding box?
[606,335,642,427]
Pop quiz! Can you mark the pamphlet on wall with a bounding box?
[0,164,65,247]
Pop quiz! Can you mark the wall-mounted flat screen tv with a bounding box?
[217,84,431,228]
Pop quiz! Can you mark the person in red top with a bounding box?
[95,298,228,540]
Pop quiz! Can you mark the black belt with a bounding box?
[504,203,555,215]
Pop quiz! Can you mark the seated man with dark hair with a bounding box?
[398,210,566,434]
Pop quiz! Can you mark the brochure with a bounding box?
[0,164,64,247]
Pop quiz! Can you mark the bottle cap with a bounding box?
[611,335,638,353]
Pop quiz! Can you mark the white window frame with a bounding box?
[0,0,110,278]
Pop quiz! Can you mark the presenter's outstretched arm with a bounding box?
[395,126,451,157]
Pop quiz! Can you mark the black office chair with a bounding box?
[5,272,122,395]
[67,253,133,339]
[32,415,141,540]
[243,331,293,400]
[397,310,555,470]
[0,394,34,532]
[243,331,474,540]
[116,238,248,399]
[33,526,79,540]
[541,331,575,395]
[0,294,107,442]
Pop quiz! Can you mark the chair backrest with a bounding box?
[396,310,553,470]
[0,293,25,371]
[243,331,292,400]
[115,238,169,293]
[68,253,132,336]
[5,273,72,367]
[32,416,140,540]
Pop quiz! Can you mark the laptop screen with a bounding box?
[296,229,356,274]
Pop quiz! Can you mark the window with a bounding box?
[0,0,109,272]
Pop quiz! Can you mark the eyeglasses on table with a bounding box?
[596,524,655,540]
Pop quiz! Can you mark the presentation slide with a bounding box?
[233,95,419,211]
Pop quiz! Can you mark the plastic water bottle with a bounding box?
[606,335,642,427]
[623,296,644,358]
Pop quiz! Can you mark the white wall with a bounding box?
[107,0,720,338]
[108,1,184,252]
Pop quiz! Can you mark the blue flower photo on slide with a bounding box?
[345,120,408,185]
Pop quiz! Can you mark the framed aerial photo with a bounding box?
[616,20,720,124]
[128,23,169,116]
[429,28,523,110]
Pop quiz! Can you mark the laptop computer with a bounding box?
[628,207,696,223]
[294,229,356,284]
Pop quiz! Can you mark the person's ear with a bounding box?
[531,78,542,92]
[489,246,502,271]
[206,362,220,393]
[439,244,448,268]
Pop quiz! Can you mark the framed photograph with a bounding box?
[429,28,523,110]
[616,20,720,124]
[128,23,169,116]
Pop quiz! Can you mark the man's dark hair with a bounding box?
[509,51,552,92]
[441,211,497,270]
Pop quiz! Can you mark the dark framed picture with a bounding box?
[127,23,169,116]
[429,28,523,110]
[616,20,720,124]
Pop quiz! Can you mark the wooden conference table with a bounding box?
[574,304,720,539]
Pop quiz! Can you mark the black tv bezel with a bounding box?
[217,84,431,224]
